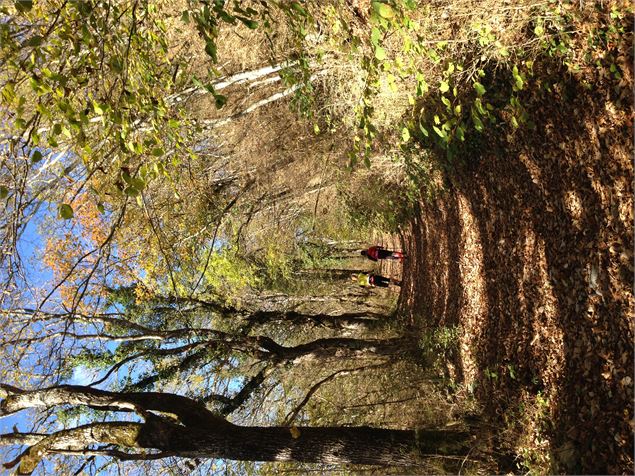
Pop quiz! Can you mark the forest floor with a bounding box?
[400,64,633,473]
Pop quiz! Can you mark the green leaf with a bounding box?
[512,67,524,90]
[347,151,357,168]
[374,46,386,61]
[418,123,429,137]
[58,203,74,219]
[29,77,40,92]
[237,17,258,29]
[214,93,227,109]
[26,35,43,47]
[130,177,146,191]
[372,2,395,19]
[439,81,449,93]
[31,150,42,162]
[290,1,308,16]
[473,81,486,96]
[14,0,33,13]
[151,147,165,157]
[508,365,517,379]
[109,56,123,73]
[441,96,451,108]
[1,83,15,103]
[205,41,218,62]
[92,101,104,115]
[472,112,484,131]
[371,27,381,46]
[475,98,486,115]
[124,186,139,197]
[456,125,465,141]
[216,9,235,24]
[0,186,8,199]
[401,127,410,142]
[432,125,447,139]
[416,73,428,95]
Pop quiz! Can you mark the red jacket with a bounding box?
[365,246,382,261]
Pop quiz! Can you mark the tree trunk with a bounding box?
[273,337,413,365]
[1,385,472,473]
[138,417,471,465]
[245,310,384,332]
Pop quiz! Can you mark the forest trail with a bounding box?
[400,72,633,473]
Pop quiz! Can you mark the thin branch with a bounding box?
[189,178,255,297]
[283,364,386,425]
[88,350,151,387]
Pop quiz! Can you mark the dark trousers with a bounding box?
[370,275,390,287]
[376,249,395,260]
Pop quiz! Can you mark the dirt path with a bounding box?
[401,66,633,473]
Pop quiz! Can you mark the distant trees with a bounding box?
[1,293,407,393]
[0,0,318,308]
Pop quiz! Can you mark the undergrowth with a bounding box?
[270,0,633,235]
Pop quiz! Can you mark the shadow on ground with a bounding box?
[400,58,634,474]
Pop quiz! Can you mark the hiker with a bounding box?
[361,245,405,262]
[354,273,401,288]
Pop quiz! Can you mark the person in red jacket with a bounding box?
[361,245,405,262]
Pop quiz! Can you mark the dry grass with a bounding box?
[302,0,558,136]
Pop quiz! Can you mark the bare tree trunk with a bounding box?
[0,385,472,473]
[137,417,470,465]
[244,309,384,332]
[270,337,414,365]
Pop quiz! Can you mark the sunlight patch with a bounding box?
[456,193,487,385]
[521,229,564,390]
[563,190,583,226]
[518,153,544,189]
[274,448,292,461]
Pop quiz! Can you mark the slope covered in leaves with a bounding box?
[401,38,633,475]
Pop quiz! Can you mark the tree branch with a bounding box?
[0,384,231,429]
[283,364,385,425]
[3,422,144,475]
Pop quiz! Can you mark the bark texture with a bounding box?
[0,384,471,473]
[136,418,465,465]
